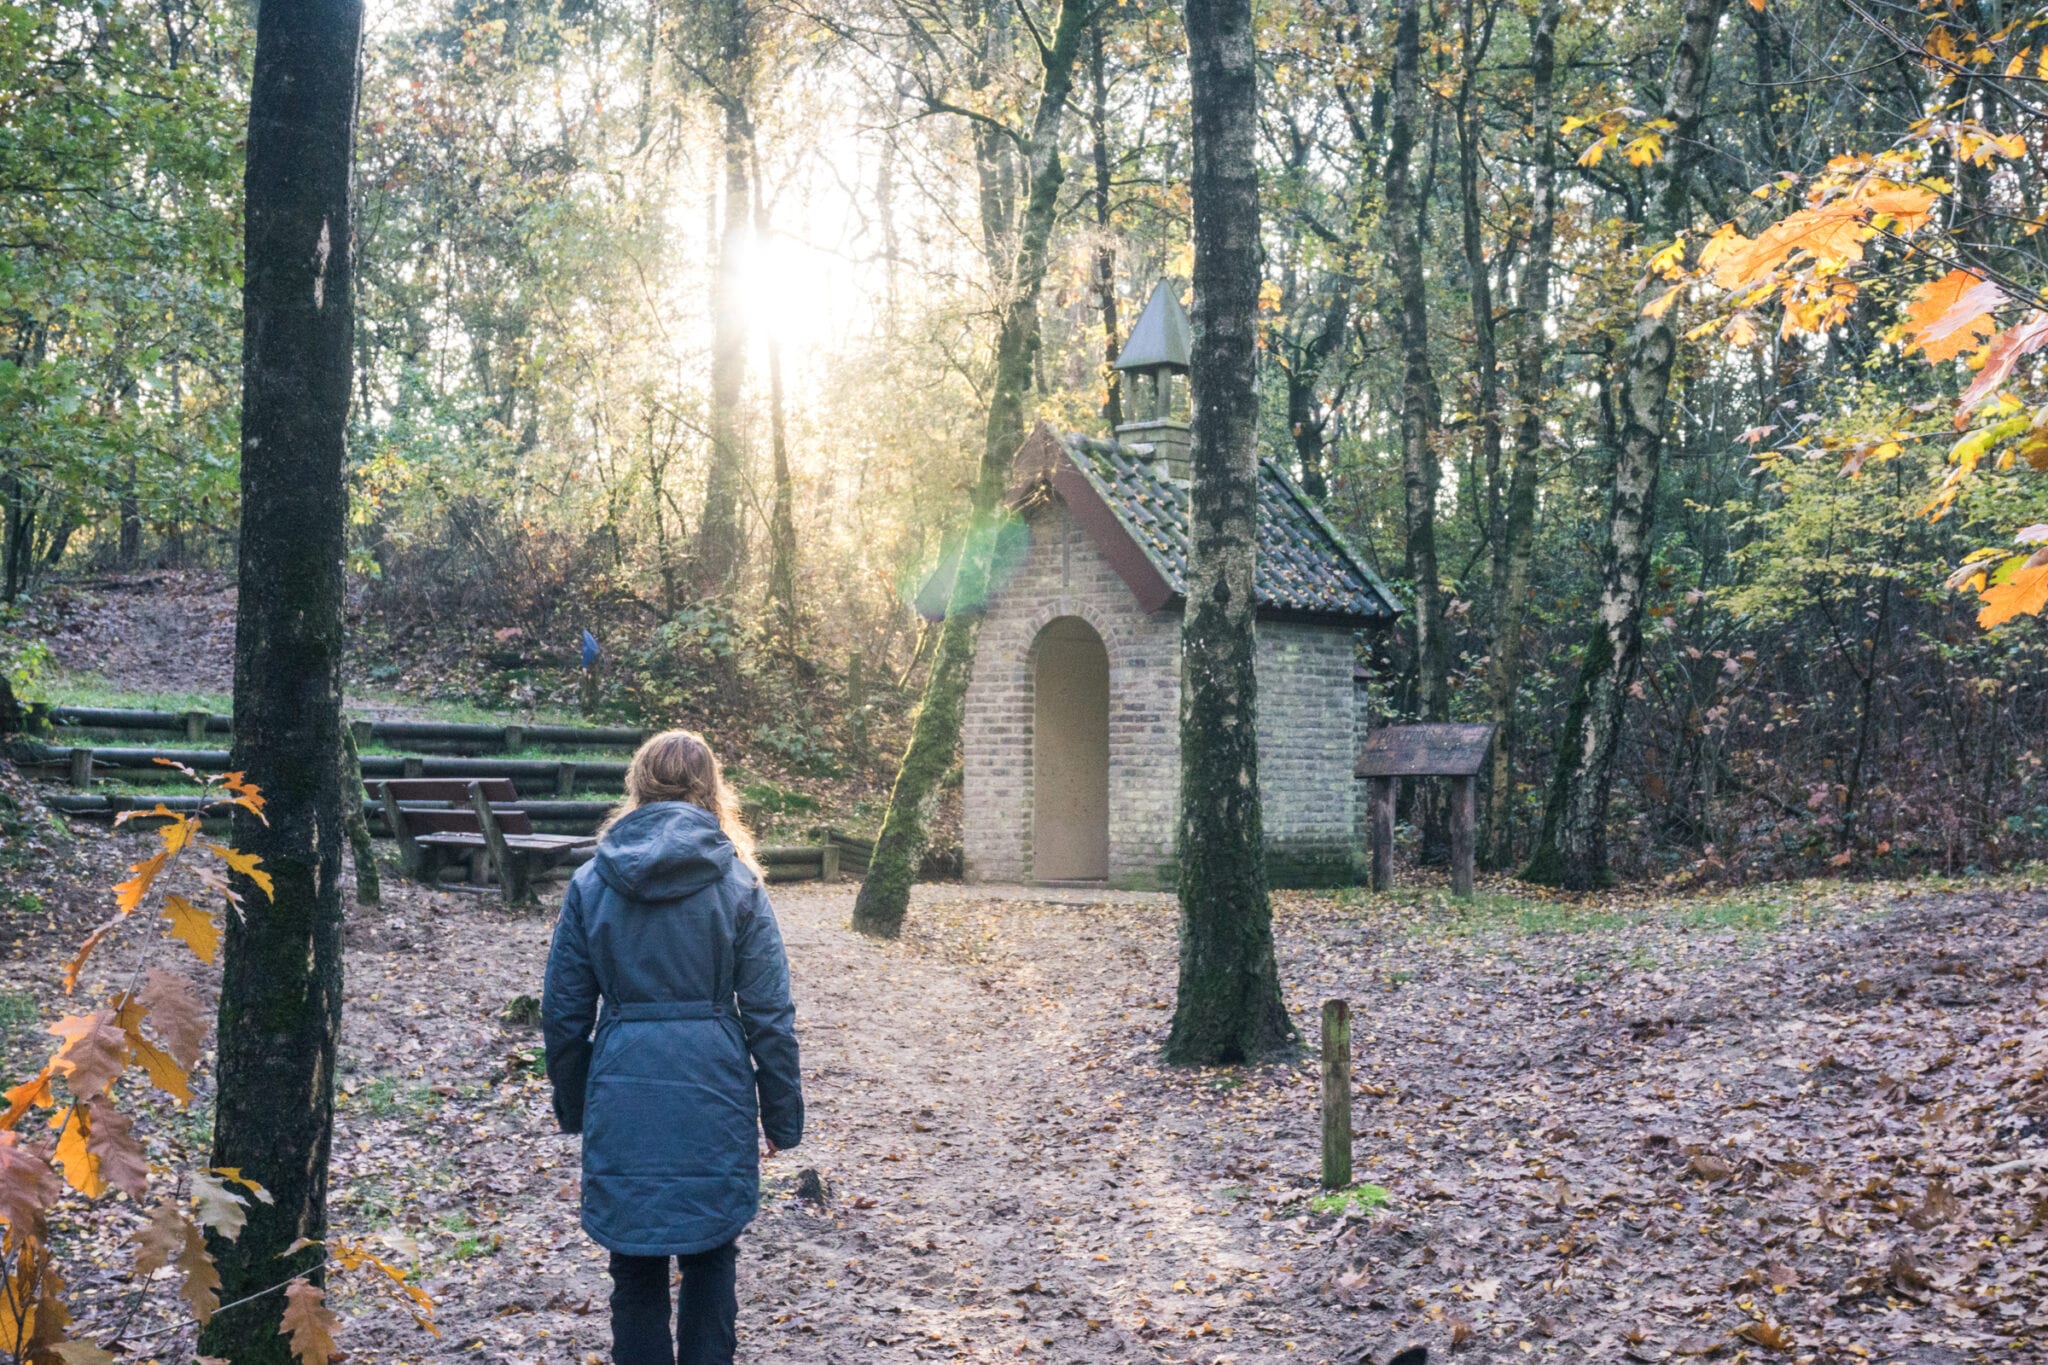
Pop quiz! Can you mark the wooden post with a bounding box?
[349,718,373,751]
[1451,774,1476,898]
[1369,776,1394,891]
[1321,999,1353,1190]
[820,843,841,883]
[376,782,420,880]
[68,747,93,790]
[184,710,209,743]
[503,724,524,753]
[469,781,529,907]
[556,761,577,798]
[402,755,424,779]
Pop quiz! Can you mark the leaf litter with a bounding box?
[7,825,2046,1363]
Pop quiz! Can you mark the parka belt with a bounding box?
[611,1001,724,1021]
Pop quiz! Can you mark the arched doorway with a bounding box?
[1032,616,1110,881]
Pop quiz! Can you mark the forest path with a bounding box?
[19,824,2042,1365]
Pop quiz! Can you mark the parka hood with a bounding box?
[592,801,733,902]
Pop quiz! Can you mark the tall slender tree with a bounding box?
[1483,0,1560,867]
[1384,0,1449,855]
[851,0,1099,938]
[1524,0,1730,888]
[695,0,753,592]
[1165,0,1291,1065]
[201,1,362,1358]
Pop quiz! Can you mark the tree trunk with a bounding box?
[1089,14,1123,428]
[1455,0,1501,552]
[1165,0,1292,1065]
[851,0,1096,938]
[1386,0,1448,857]
[755,144,799,641]
[1482,0,1558,869]
[1523,0,1728,889]
[200,2,360,1359]
[696,8,752,594]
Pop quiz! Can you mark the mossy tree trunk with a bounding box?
[1164,0,1292,1066]
[851,0,1098,939]
[1524,0,1729,889]
[200,1,361,1358]
[1483,0,1559,870]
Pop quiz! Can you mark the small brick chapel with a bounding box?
[950,283,1402,888]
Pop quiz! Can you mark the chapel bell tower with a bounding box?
[1113,281,1194,483]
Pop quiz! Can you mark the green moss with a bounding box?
[1306,1183,1390,1216]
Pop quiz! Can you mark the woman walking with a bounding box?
[544,730,804,1365]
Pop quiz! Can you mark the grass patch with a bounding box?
[1676,899,1784,931]
[0,990,39,1041]
[342,1076,442,1119]
[34,671,230,715]
[1307,1183,1390,1216]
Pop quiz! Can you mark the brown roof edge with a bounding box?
[1047,452,1179,615]
[1004,420,1068,503]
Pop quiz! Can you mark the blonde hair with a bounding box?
[602,729,763,882]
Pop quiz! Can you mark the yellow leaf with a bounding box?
[115,1005,191,1107]
[1747,0,1765,10]
[161,895,220,966]
[204,845,274,902]
[1643,285,1682,320]
[51,1108,102,1199]
[1624,132,1664,166]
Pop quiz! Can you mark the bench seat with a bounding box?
[373,778,595,905]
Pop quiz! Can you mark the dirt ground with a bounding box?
[4,815,2043,1365]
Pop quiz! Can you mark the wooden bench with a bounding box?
[370,778,595,906]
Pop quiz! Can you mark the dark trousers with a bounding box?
[608,1241,738,1365]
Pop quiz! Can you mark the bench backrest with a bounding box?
[404,806,534,836]
[370,777,519,803]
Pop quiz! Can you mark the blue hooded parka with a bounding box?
[543,801,804,1256]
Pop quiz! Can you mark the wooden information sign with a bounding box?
[1355,723,1497,896]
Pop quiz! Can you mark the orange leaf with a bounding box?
[1977,559,2048,627]
[113,849,169,917]
[48,1012,127,1100]
[279,1278,340,1365]
[1957,312,2048,421]
[161,895,220,966]
[0,1133,59,1253]
[1,1070,54,1131]
[1902,268,2005,362]
[60,920,117,994]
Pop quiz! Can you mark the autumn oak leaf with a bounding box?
[161,894,221,966]
[190,1169,249,1240]
[203,844,274,902]
[48,1012,128,1101]
[0,1133,60,1253]
[280,1278,341,1365]
[139,969,208,1069]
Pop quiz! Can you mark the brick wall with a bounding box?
[962,500,1362,888]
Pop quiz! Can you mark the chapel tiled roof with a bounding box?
[1053,432,1401,625]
